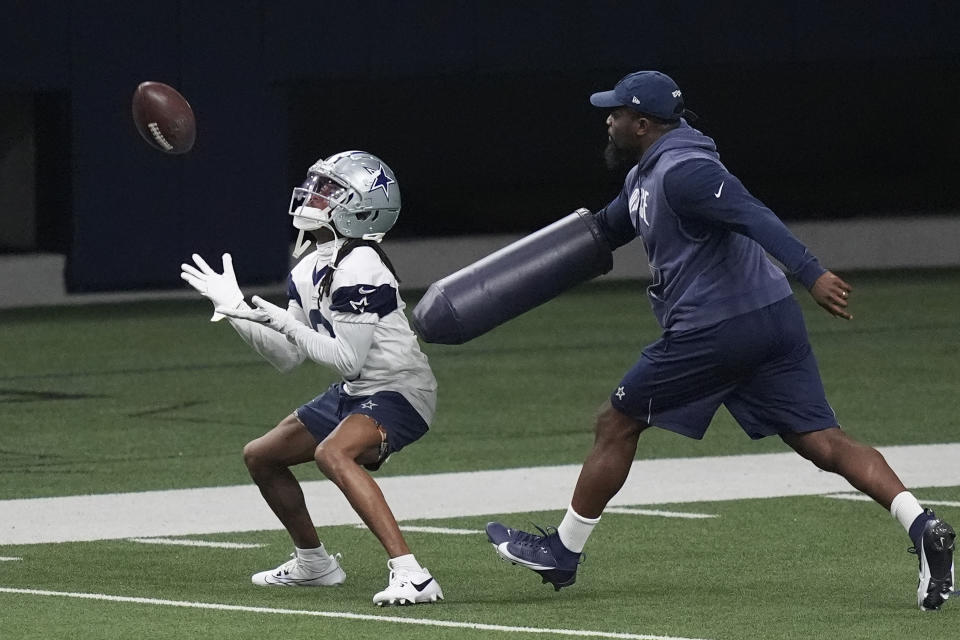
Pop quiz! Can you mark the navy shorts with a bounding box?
[611,296,838,440]
[296,383,429,456]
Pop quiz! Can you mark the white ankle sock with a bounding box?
[296,544,330,564]
[557,505,600,553]
[389,553,423,572]
[890,491,924,533]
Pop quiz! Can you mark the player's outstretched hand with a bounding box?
[180,253,245,322]
[216,295,300,335]
[810,271,852,320]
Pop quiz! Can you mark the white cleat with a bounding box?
[251,550,346,587]
[372,561,444,606]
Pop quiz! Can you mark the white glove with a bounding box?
[216,295,301,335]
[180,253,245,322]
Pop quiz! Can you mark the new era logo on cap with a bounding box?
[590,70,686,121]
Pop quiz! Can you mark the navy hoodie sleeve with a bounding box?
[663,159,826,289]
[595,174,638,250]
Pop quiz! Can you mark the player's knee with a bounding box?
[242,438,269,472]
[787,427,848,471]
[594,406,646,443]
[314,442,346,476]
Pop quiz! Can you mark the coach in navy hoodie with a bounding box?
[486,70,954,611]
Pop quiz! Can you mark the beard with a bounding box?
[604,139,637,170]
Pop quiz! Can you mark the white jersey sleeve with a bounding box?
[227,302,305,372]
[284,321,374,379]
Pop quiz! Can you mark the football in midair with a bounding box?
[132,81,196,154]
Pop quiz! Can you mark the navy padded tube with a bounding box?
[412,209,613,344]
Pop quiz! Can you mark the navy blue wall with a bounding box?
[2,1,958,291]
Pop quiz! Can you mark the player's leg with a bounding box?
[243,414,321,548]
[314,392,441,606]
[313,413,408,557]
[244,386,347,587]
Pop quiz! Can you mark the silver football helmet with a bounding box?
[289,151,401,249]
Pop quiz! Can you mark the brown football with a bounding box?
[132,81,196,154]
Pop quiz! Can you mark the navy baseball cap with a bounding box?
[590,70,690,121]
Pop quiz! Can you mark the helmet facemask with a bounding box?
[289,173,353,257]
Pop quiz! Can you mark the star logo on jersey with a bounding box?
[365,164,395,200]
[350,296,369,312]
[360,400,378,410]
[615,386,626,400]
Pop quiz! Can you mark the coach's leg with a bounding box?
[243,414,321,548]
[780,427,905,509]
[571,402,649,519]
[314,414,410,557]
[783,426,956,610]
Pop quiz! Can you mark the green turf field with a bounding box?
[1,269,958,639]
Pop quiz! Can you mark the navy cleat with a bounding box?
[909,510,955,611]
[485,521,515,546]
[486,522,582,591]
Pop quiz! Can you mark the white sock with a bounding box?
[557,504,600,553]
[890,491,924,533]
[389,553,423,572]
[296,543,330,565]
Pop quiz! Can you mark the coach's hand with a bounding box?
[810,271,852,320]
[180,253,245,322]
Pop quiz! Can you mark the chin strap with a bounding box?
[292,229,312,258]
[293,223,344,259]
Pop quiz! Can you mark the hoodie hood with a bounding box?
[637,120,718,173]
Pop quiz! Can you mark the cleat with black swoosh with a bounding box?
[251,549,345,587]
[372,559,444,606]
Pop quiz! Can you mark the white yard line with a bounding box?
[0,557,21,561]
[355,525,483,535]
[1,443,958,545]
[605,508,718,519]
[0,587,711,640]
[823,493,960,508]
[127,538,264,549]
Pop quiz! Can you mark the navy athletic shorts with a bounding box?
[610,296,838,440]
[296,383,429,456]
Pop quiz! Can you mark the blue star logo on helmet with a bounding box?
[365,164,395,200]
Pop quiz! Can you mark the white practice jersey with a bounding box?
[286,240,437,425]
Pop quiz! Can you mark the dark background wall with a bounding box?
[1,1,958,292]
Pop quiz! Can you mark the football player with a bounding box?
[181,151,442,606]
